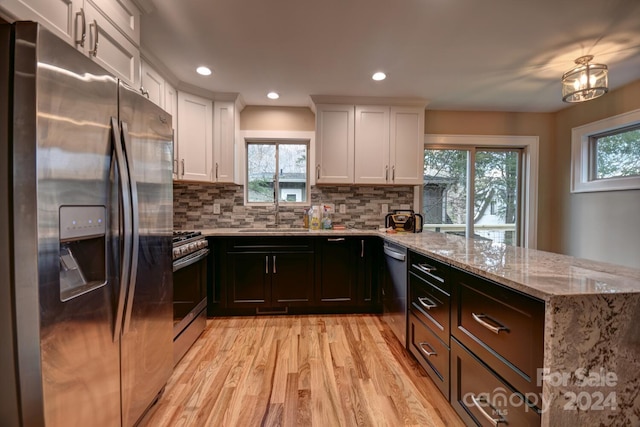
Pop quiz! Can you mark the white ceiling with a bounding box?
[140,0,640,112]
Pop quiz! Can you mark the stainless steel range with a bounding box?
[172,231,209,365]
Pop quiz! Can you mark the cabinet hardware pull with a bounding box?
[89,20,99,57]
[470,395,507,426]
[392,165,395,181]
[385,165,389,181]
[418,296,437,310]
[416,263,435,273]
[418,342,437,357]
[181,159,185,177]
[472,313,508,334]
[140,87,149,98]
[75,8,86,47]
[273,255,276,273]
[215,162,219,179]
[265,256,269,274]
[173,159,178,174]
[361,240,364,258]
[327,238,345,242]
[316,164,320,180]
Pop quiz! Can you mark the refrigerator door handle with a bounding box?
[120,121,140,335]
[111,117,132,342]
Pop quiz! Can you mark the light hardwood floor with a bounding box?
[140,315,464,426]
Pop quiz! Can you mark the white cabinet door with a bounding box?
[390,106,424,185]
[88,0,140,45]
[213,101,235,183]
[354,105,390,184]
[0,0,82,46]
[315,104,354,184]
[164,82,178,179]
[177,91,213,182]
[84,1,139,87]
[140,60,164,107]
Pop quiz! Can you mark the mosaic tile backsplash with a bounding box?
[173,183,415,230]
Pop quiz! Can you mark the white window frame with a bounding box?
[571,109,640,193]
[422,134,539,249]
[240,130,315,206]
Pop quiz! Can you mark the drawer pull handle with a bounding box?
[418,296,437,310]
[327,238,345,242]
[418,342,437,357]
[411,263,444,283]
[417,263,435,273]
[472,313,509,334]
[470,395,507,426]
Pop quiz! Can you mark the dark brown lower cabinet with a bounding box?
[216,236,379,314]
[451,338,541,427]
[315,237,358,304]
[408,313,450,399]
[224,238,314,312]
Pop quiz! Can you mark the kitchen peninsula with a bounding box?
[202,228,640,426]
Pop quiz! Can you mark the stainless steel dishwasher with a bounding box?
[382,241,408,346]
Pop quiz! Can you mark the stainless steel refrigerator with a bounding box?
[0,22,173,426]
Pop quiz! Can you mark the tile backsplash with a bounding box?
[173,183,415,230]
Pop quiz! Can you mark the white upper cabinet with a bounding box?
[354,105,390,184]
[1,0,141,87]
[389,106,424,185]
[355,105,424,185]
[88,0,140,45]
[177,91,213,182]
[315,104,355,184]
[212,101,236,183]
[140,60,165,108]
[316,101,425,186]
[164,82,178,179]
[0,0,82,45]
[83,1,139,87]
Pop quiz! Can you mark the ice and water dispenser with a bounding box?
[59,206,107,301]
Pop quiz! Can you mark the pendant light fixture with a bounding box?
[562,55,608,103]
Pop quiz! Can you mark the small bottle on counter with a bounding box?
[310,206,321,230]
[322,205,332,229]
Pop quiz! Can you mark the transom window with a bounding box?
[246,141,309,204]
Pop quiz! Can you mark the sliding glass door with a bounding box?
[423,147,523,246]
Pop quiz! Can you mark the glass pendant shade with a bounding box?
[562,55,608,103]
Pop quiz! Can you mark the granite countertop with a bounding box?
[200,228,640,301]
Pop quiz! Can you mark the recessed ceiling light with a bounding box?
[267,91,280,100]
[196,66,212,76]
[372,72,386,81]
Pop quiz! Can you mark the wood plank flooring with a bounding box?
[139,315,463,426]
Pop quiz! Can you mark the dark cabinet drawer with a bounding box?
[451,338,540,427]
[409,251,449,292]
[408,313,450,400]
[451,267,544,397]
[409,271,450,343]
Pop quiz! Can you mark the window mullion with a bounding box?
[467,148,475,240]
[274,144,279,202]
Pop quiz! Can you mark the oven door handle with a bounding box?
[173,248,209,272]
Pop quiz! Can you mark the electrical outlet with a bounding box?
[213,203,221,214]
[339,204,346,214]
[381,203,389,215]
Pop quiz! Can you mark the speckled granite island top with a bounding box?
[203,228,640,301]
[203,228,640,425]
